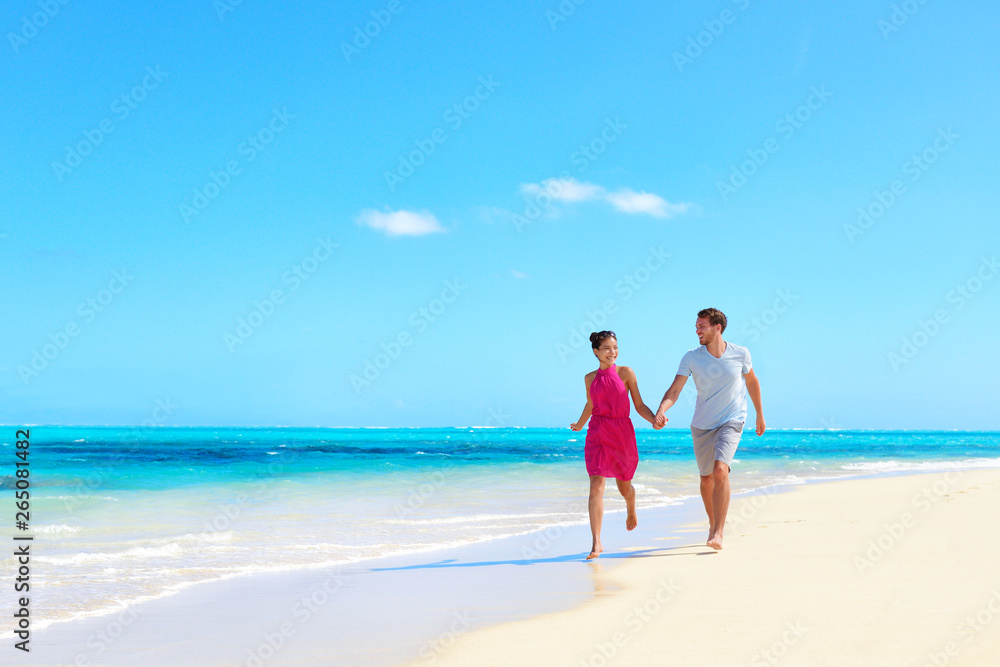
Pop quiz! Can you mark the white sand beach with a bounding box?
[422,469,1000,666]
[14,470,1000,666]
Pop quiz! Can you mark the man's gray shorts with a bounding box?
[691,420,744,476]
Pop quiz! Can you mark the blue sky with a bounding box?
[2,0,998,429]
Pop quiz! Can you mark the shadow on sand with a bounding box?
[370,543,717,572]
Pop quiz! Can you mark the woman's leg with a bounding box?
[616,478,638,531]
[588,475,605,559]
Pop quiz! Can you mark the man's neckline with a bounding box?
[705,341,728,359]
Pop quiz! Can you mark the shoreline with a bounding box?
[422,468,1000,666]
[18,460,991,640]
[13,489,710,665]
[7,472,834,644]
[12,467,999,664]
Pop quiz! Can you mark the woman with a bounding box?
[571,330,659,559]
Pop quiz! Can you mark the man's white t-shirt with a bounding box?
[676,342,752,430]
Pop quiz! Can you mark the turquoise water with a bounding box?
[1,427,998,633]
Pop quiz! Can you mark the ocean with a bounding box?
[2,426,998,635]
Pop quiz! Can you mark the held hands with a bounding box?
[652,413,668,430]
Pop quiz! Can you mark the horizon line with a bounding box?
[3,424,999,434]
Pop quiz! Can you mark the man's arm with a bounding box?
[743,368,765,435]
[654,375,688,427]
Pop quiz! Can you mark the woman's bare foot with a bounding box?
[587,542,604,559]
[620,479,638,531]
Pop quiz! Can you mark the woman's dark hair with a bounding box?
[590,330,616,349]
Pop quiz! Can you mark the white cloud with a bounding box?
[520,177,605,203]
[356,209,445,237]
[518,178,691,219]
[604,188,691,218]
[511,269,528,279]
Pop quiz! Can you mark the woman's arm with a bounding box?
[570,373,595,431]
[619,366,656,425]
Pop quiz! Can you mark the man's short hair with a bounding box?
[697,307,727,333]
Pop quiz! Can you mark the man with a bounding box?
[654,307,765,550]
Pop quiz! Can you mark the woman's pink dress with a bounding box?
[585,365,639,480]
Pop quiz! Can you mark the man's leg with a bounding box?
[692,425,718,541]
[707,420,742,550]
[615,477,638,531]
[707,460,731,550]
[588,475,605,559]
[700,473,715,539]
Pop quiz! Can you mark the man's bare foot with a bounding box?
[707,532,723,550]
[587,543,603,559]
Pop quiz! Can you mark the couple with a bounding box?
[569,307,765,559]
